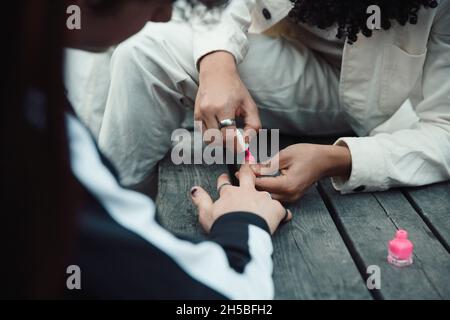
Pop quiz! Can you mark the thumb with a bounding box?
[248,152,282,176]
[190,186,214,231]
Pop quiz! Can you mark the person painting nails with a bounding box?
[4,0,291,299]
[97,0,449,201]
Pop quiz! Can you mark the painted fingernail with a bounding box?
[190,187,198,197]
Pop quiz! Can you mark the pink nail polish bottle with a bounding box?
[387,229,414,267]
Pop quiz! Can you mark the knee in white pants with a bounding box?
[110,22,194,86]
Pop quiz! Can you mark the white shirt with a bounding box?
[191,0,450,193]
[266,18,345,68]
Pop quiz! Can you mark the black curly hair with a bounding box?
[288,0,439,44]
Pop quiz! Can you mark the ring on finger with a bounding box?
[283,207,290,222]
[263,191,272,200]
[219,119,236,129]
[217,182,233,195]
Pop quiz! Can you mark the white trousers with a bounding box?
[98,21,352,189]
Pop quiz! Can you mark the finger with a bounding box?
[235,168,262,180]
[285,209,293,222]
[204,114,219,132]
[243,126,258,145]
[202,116,220,145]
[268,202,293,230]
[216,104,236,141]
[272,201,293,223]
[248,163,276,177]
[251,154,282,176]
[241,97,261,133]
[238,165,256,189]
[194,115,208,139]
[235,128,247,154]
[255,147,293,176]
[268,193,287,202]
[220,126,247,155]
[254,175,289,194]
[221,126,240,153]
[216,173,233,196]
[203,127,222,146]
[269,193,300,204]
[190,186,213,217]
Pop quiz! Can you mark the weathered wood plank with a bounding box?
[319,179,447,299]
[156,156,228,240]
[272,185,372,300]
[157,154,370,299]
[403,182,450,251]
[373,190,450,299]
[269,135,370,298]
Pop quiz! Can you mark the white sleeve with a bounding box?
[332,8,450,193]
[192,0,258,68]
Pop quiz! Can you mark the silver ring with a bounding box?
[217,182,232,195]
[219,119,236,129]
[263,192,272,200]
[283,208,289,222]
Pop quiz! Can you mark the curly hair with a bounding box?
[288,0,438,44]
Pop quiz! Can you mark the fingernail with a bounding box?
[190,187,198,197]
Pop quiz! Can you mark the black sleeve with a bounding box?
[66,198,274,300]
[66,113,275,300]
[208,212,270,273]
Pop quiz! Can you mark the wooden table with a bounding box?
[155,135,450,300]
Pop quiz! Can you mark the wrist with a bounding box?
[320,145,352,180]
[210,212,271,236]
[199,51,237,75]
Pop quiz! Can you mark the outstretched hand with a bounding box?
[190,165,292,234]
[241,144,352,203]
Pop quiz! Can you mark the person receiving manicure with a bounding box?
[4,0,291,299]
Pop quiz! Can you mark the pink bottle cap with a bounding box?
[388,230,413,260]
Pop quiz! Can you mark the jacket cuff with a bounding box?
[208,212,271,273]
[331,137,390,194]
[210,212,271,235]
[193,24,249,70]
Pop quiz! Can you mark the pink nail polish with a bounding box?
[190,187,198,197]
[245,143,256,164]
[387,229,414,267]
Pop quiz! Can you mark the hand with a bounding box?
[196,51,261,147]
[190,165,292,235]
[245,144,352,203]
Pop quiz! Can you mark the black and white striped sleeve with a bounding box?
[66,114,274,300]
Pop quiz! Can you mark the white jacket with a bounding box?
[192,0,450,193]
